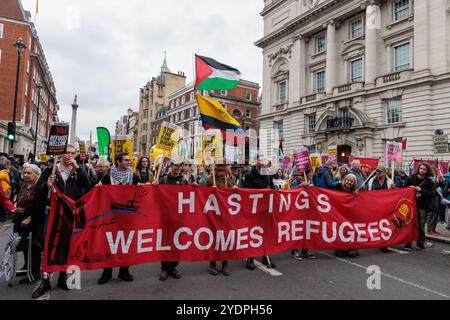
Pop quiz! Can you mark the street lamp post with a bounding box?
[33,82,43,160]
[10,38,27,153]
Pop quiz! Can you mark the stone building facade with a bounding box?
[256,0,450,166]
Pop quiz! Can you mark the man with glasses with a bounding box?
[33,144,90,298]
[98,152,135,284]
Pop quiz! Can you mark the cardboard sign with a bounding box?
[294,147,312,173]
[202,130,223,164]
[157,122,181,153]
[79,141,87,161]
[434,135,449,154]
[46,123,70,156]
[309,154,322,171]
[282,155,292,170]
[386,141,403,162]
[111,135,133,165]
[328,145,337,156]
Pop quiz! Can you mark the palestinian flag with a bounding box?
[194,55,241,90]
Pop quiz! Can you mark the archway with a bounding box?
[338,145,352,165]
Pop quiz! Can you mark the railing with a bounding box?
[305,94,317,102]
[336,83,352,93]
[327,117,354,129]
[383,72,401,83]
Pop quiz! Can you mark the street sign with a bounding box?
[433,135,449,154]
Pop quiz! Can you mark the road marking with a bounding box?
[253,260,283,277]
[319,251,450,299]
[387,248,410,255]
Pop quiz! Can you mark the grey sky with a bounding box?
[21,0,264,141]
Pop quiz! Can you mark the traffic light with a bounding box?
[7,122,16,141]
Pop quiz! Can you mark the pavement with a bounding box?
[426,223,450,244]
[0,220,449,300]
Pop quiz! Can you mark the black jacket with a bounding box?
[243,167,275,189]
[39,165,90,202]
[159,174,188,185]
[405,174,436,211]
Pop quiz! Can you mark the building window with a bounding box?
[314,70,325,93]
[0,24,3,38]
[181,96,186,105]
[190,108,194,117]
[274,120,284,139]
[350,17,363,39]
[385,99,402,124]
[308,114,316,134]
[245,109,251,117]
[176,99,180,107]
[308,145,317,154]
[278,80,287,104]
[233,109,242,117]
[350,58,363,82]
[246,91,252,101]
[393,0,410,21]
[190,92,195,101]
[144,110,148,119]
[315,33,326,54]
[394,42,411,71]
[220,90,227,96]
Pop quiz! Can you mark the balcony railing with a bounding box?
[376,69,413,86]
[327,116,354,130]
[383,72,401,83]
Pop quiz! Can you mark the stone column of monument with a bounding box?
[70,95,78,145]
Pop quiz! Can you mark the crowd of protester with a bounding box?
[0,149,450,299]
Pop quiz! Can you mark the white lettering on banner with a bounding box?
[268,194,274,214]
[276,220,393,244]
[203,194,221,215]
[339,222,355,242]
[178,192,195,214]
[174,227,193,250]
[137,229,154,253]
[322,222,337,242]
[306,220,321,240]
[292,220,304,241]
[175,190,334,216]
[279,193,292,212]
[194,228,215,250]
[278,222,290,242]
[380,219,393,240]
[294,191,310,210]
[249,194,264,214]
[236,228,249,250]
[355,224,369,242]
[249,227,264,248]
[106,230,135,254]
[228,194,241,215]
[215,230,236,251]
[156,229,171,251]
[317,194,331,213]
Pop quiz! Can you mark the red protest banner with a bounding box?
[43,185,418,272]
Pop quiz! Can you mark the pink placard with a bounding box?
[386,142,403,162]
[294,147,312,172]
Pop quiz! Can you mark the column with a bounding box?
[0,136,4,153]
[325,20,337,95]
[299,36,307,98]
[413,0,429,73]
[365,3,379,86]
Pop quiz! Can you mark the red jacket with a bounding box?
[0,188,15,213]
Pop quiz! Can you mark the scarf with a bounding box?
[110,166,134,185]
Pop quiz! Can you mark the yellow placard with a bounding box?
[111,135,133,165]
[39,153,49,162]
[328,145,337,156]
[309,154,322,171]
[156,122,180,153]
[202,130,223,164]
